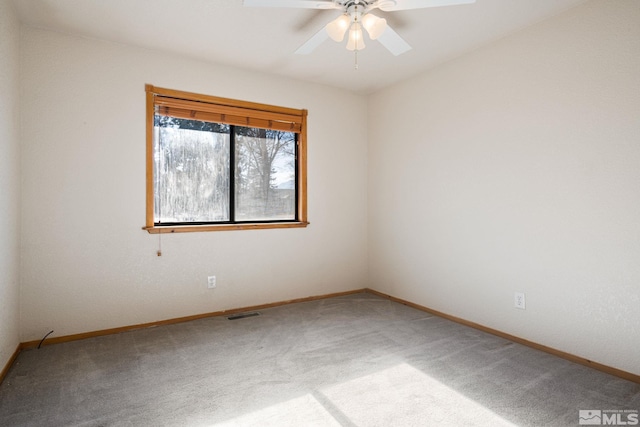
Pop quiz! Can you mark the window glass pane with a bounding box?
[235,127,296,221]
[154,115,230,223]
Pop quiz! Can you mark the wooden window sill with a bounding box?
[143,222,310,234]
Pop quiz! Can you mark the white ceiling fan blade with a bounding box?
[243,0,339,10]
[295,27,330,54]
[377,0,475,12]
[377,25,411,56]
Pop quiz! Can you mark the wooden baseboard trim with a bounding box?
[20,289,367,350]
[365,288,640,384]
[0,344,22,386]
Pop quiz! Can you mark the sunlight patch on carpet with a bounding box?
[213,393,341,426]
[320,362,517,426]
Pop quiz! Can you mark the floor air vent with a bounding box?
[227,312,260,320]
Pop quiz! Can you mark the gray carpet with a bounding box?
[0,292,638,426]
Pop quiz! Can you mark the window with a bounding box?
[144,85,308,233]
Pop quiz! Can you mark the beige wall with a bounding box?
[368,0,640,375]
[19,28,369,340]
[0,0,21,369]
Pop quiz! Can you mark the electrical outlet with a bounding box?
[514,292,526,310]
[207,276,216,289]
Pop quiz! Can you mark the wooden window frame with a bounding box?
[144,84,308,234]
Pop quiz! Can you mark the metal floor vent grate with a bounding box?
[227,312,260,320]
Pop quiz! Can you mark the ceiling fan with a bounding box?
[243,0,476,56]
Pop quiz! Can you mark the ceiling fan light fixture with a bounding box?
[361,13,387,40]
[325,14,350,42]
[246,0,476,58]
[346,22,366,51]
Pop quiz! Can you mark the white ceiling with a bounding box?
[12,0,587,94]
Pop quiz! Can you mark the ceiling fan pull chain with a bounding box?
[354,50,359,70]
